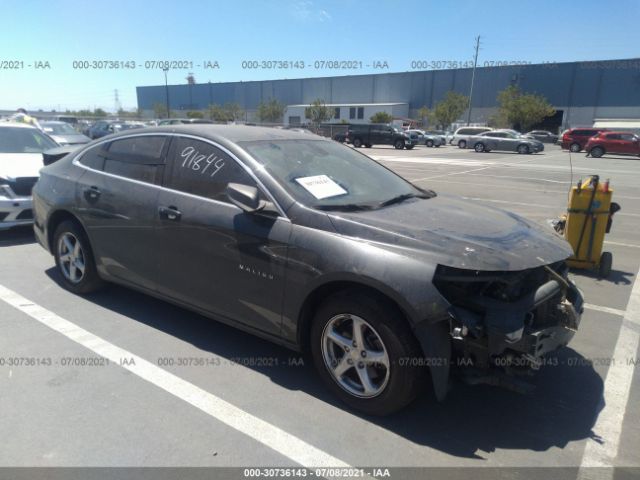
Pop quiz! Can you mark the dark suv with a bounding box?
[347,124,417,150]
[560,128,606,152]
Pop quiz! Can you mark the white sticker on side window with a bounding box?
[294,175,347,199]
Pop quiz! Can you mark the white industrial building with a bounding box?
[279,103,408,126]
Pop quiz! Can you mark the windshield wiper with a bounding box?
[379,189,436,208]
[315,203,375,211]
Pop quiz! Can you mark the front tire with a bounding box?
[394,139,405,150]
[590,146,605,158]
[517,144,530,154]
[310,291,424,416]
[53,220,104,294]
[352,138,363,148]
[570,143,581,153]
[426,139,434,147]
[458,140,467,149]
[474,142,485,152]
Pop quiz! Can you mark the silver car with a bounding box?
[41,121,91,145]
[451,126,493,148]
[406,130,446,147]
[469,130,545,154]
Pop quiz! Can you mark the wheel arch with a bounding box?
[47,209,88,254]
[296,279,421,355]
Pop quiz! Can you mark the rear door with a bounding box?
[618,133,639,154]
[154,135,291,335]
[75,135,169,291]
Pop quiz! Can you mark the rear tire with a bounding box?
[570,143,581,153]
[599,252,613,278]
[310,291,424,416]
[53,220,104,294]
[474,143,485,152]
[590,146,605,158]
[426,139,434,147]
[458,140,467,149]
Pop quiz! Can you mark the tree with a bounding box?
[224,103,244,122]
[416,106,432,127]
[431,92,468,130]
[93,108,107,117]
[495,85,556,131]
[256,98,285,123]
[304,99,332,129]
[186,110,204,119]
[153,103,168,119]
[370,111,393,123]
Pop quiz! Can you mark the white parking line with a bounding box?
[0,284,351,469]
[579,266,640,475]
[604,241,640,249]
[584,303,626,317]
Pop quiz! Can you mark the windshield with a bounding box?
[240,139,430,210]
[0,127,58,153]
[42,123,76,135]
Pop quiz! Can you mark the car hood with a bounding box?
[0,153,43,179]
[328,195,573,271]
[50,134,90,144]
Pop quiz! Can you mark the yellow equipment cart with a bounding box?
[563,175,620,278]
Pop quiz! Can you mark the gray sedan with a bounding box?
[469,130,545,154]
[40,121,90,145]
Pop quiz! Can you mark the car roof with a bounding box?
[0,121,38,129]
[97,124,325,144]
[602,130,637,135]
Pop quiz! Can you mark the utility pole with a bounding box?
[466,35,481,126]
[114,89,121,114]
[163,68,171,118]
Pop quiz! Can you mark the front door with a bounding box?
[155,135,291,335]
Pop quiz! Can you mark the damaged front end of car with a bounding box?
[432,261,584,395]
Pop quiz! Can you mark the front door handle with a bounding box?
[84,186,101,201]
[158,205,182,221]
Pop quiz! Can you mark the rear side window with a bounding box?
[102,136,167,184]
[78,144,108,170]
[164,137,255,203]
[574,129,598,136]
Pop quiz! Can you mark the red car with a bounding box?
[585,131,640,158]
[561,128,605,152]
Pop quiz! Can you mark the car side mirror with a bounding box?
[226,183,266,213]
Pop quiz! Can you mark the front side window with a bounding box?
[102,136,167,184]
[240,139,430,210]
[0,127,58,153]
[165,137,255,202]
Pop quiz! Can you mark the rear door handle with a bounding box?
[158,205,182,221]
[84,186,101,201]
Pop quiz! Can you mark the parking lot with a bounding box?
[1,143,639,477]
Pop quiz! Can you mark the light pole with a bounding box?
[466,35,481,126]
[163,68,171,119]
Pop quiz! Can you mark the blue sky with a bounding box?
[1,0,639,111]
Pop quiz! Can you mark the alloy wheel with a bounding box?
[57,232,86,284]
[321,314,390,398]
